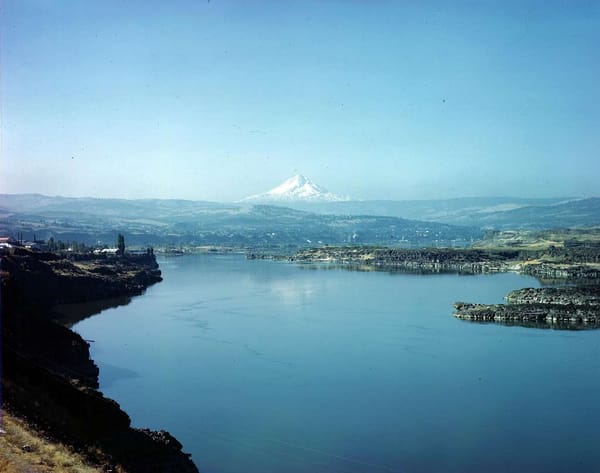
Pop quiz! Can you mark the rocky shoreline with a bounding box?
[289,245,600,330]
[453,286,600,329]
[291,246,600,277]
[1,248,199,472]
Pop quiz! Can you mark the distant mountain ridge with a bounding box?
[0,193,477,248]
[1,194,598,250]
[462,198,600,229]
[240,174,349,203]
[257,196,595,229]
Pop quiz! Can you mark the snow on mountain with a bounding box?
[241,174,349,202]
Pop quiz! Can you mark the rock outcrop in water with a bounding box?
[454,286,600,329]
[290,244,600,330]
[506,286,600,306]
[1,248,199,472]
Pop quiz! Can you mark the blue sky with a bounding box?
[1,0,598,201]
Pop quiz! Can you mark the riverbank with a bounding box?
[1,248,198,472]
[291,246,600,277]
[289,244,600,329]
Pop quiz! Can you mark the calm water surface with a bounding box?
[74,255,600,473]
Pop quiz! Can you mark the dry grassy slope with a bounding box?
[473,228,600,250]
[0,409,110,473]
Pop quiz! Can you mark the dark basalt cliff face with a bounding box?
[1,249,199,473]
[291,247,521,273]
[454,284,600,330]
[3,248,163,307]
[454,286,600,330]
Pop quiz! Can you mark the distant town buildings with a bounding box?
[0,236,49,253]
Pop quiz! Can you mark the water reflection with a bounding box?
[456,317,600,331]
[52,295,132,327]
[268,278,317,307]
[73,255,600,473]
[97,360,140,389]
[296,262,600,287]
[296,262,487,277]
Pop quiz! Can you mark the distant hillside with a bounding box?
[473,227,600,250]
[260,197,600,229]
[0,194,231,218]
[0,194,479,249]
[3,194,594,248]
[269,197,567,221]
[461,198,600,229]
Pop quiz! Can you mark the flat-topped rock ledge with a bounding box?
[520,263,600,280]
[506,286,600,305]
[292,247,520,272]
[288,246,600,279]
[288,245,600,330]
[454,286,600,329]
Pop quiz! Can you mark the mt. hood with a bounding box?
[241,174,349,202]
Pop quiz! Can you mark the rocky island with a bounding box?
[454,285,600,329]
[1,248,199,472]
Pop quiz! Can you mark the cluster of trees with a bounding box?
[117,233,125,255]
[47,237,89,252]
[46,234,127,254]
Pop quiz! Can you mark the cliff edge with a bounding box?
[1,249,199,473]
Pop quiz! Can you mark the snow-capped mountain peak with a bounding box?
[241,174,348,202]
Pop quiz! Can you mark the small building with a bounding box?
[0,237,20,246]
[0,237,21,248]
[0,237,21,254]
[93,248,119,256]
[24,241,47,251]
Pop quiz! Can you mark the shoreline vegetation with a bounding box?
[1,248,199,473]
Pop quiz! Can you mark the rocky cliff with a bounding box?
[1,249,199,473]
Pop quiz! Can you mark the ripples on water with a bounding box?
[73,255,600,473]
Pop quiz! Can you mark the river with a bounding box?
[73,254,600,473]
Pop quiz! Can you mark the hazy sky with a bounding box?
[1,1,599,201]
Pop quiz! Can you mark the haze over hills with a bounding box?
[0,193,478,248]
[1,186,599,250]
[280,197,600,229]
[0,193,233,219]
[273,196,577,225]
[238,175,599,229]
[461,198,600,230]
